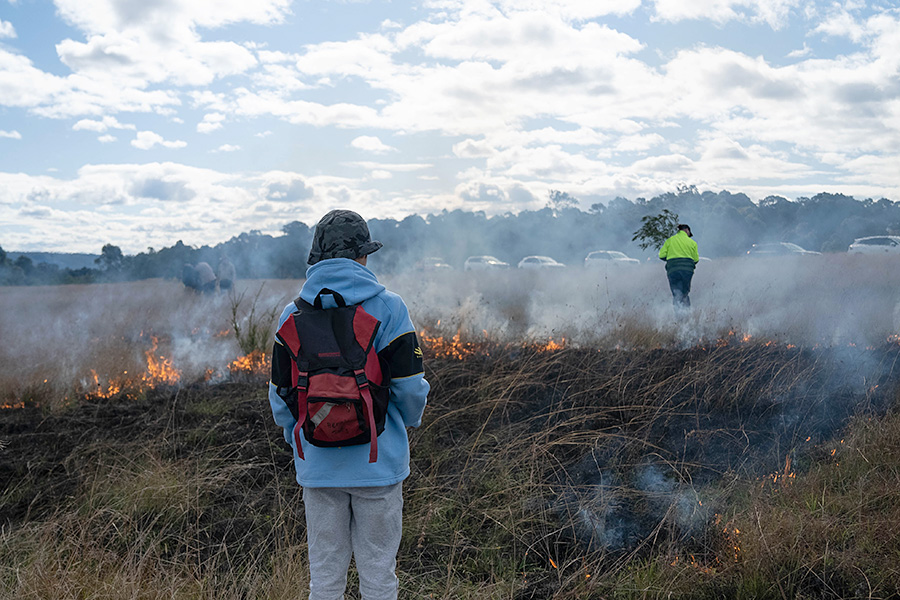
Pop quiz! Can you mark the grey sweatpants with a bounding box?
[302,483,403,600]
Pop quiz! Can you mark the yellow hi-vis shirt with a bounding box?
[659,230,699,272]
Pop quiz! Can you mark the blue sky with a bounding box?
[0,0,898,253]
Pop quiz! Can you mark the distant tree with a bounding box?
[1,265,24,285]
[547,190,578,212]
[95,244,124,272]
[0,245,9,285]
[282,221,311,238]
[14,255,34,276]
[632,209,680,251]
[128,247,162,280]
[65,267,97,284]
[32,262,61,285]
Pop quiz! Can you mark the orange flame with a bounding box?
[86,336,180,400]
[419,330,479,360]
[766,452,797,487]
[90,369,123,399]
[141,336,180,387]
[537,338,566,352]
[228,350,269,376]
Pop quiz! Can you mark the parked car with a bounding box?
[584,250,640,267]
[517,255,565,269]
[848,236,900,255]
[464,255,510,271]
[746,242,820,256]
[415,257,453,271]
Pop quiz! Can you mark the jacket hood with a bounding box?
[300,258,386,306]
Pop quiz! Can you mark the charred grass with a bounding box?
[3,336,900,598]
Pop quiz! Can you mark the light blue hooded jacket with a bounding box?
[268,258,429,487]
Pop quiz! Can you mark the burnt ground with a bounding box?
[0,378,301,561]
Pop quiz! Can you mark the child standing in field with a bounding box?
[268,209,429,600]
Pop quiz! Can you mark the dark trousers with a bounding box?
[666,270,694,309]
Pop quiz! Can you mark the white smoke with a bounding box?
[388,253,900,349]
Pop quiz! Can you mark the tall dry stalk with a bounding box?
[228,284,279,356]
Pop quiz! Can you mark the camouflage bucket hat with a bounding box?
[307,209,383,265]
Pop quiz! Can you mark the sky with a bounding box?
[0,0,898,254]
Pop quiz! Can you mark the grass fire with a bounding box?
[3,258,900,598]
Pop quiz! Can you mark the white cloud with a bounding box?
[0,48,182,117]
[651,0,800,28]
[294,34,397,80]
[0,49,67,108]
[0,0,290,121]
[0,19,16,39]
[787,43,812,58]
[423,0,641,22]
[349,161,433,172]
[814,8,867,42]
[97,134,117,143]
[197,112,226,133]
[614,133,666,153]
[0,129,21,139]
[73,115,136,132]
[56,33,259,87]
[54,0,292,35]
[351,135,396,153]
[223,90,381,128]
[0,163,274,252]
[131,131,187,150]
[214,144,241,152]
[197,121,223,133]
[453,139,497,158]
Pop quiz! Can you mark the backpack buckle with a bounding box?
[354,370,369,389]
[296,373,309,391]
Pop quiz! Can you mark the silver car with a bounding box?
[584,250,640,267]
[747,242,820,256]
[464,255,510,271]
[848,236,900,255]
[517,255,565,269]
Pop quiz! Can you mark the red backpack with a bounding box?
[275,289,389,463]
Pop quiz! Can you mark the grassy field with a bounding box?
[2,257,900,598]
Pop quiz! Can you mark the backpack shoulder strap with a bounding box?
[351,305,381,353]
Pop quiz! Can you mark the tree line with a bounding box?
[3,188,899,286]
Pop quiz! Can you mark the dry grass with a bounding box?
[399,340,900,599]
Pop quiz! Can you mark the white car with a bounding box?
[848,236,900,255]
[517,255,565,269]
[746,242,820,256]
[415,257,453,271]
[463,255,510,271]
[584,250,640,268]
